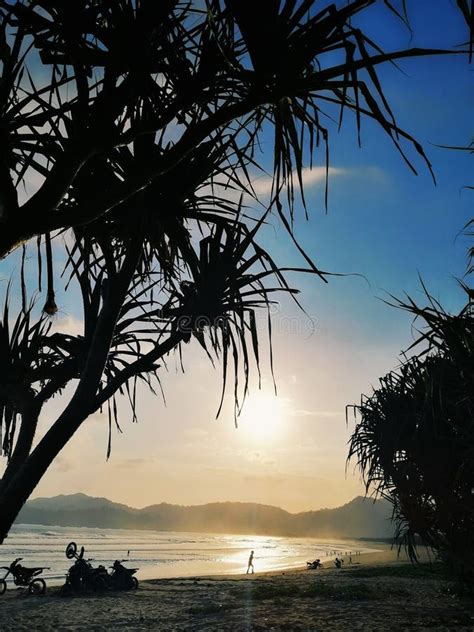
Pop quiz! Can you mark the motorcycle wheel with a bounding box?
[29,578,46,595]
[131,577,138,590]
[0,579,6,595]
[66,542,78,559]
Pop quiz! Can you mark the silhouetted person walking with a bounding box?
[246,550,254,574]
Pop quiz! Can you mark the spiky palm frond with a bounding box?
[64,204,314,455]
[457,0,474,61]
[0,289,56,458]
[215,0,438,220]
[0,0,449,262]
[348,288,474,576]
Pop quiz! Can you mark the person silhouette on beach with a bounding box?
[246,550,255,574]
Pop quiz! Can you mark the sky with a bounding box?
[1,0,472,513]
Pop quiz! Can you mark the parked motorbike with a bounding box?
[306,558,323,570]
[63,542,109,592]
[63,542,139,592]
[0,558,49,595]
[109,560,139,591]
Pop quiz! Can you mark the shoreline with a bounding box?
[148,545,398,582]
[17,542,386,587]
[3,525,384,586]
[3,546,469,631]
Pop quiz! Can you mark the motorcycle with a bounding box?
[306,558,323,570]
[63,542,110,592]
[0,558,49,595]
[109,560,139,591]
[63,542,139,592]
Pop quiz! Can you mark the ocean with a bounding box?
[0,524,380,586]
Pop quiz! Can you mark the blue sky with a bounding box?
[263,0,472,339]
[0,0,472,511]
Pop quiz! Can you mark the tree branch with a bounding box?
[92,329,185,412]
[0,96,260,259]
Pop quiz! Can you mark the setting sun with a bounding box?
[237,391,287,441]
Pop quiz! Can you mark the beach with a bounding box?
[0,524,379,582]
[1,547,473,631]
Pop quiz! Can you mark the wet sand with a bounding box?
[1,547,473,631]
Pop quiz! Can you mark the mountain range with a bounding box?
[16,494,394,539]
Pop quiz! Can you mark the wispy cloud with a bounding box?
[291,409,342,419]
[51,315,84,337]
[251,166,346,196]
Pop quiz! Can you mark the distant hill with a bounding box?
[17,493,394,539]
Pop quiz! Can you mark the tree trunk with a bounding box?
[0,402,41,496]
[0,330,183,542]
[0,400,90,543]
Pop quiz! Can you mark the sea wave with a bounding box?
[1,525,380,585]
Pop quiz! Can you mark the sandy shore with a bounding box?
[1,546,473,631]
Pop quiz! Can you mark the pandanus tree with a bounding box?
[0,0,451,542]
[348,292,474,576]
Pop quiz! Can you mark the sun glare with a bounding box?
[238,391,286,441]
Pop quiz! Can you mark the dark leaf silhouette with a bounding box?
[0,0,459,544]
